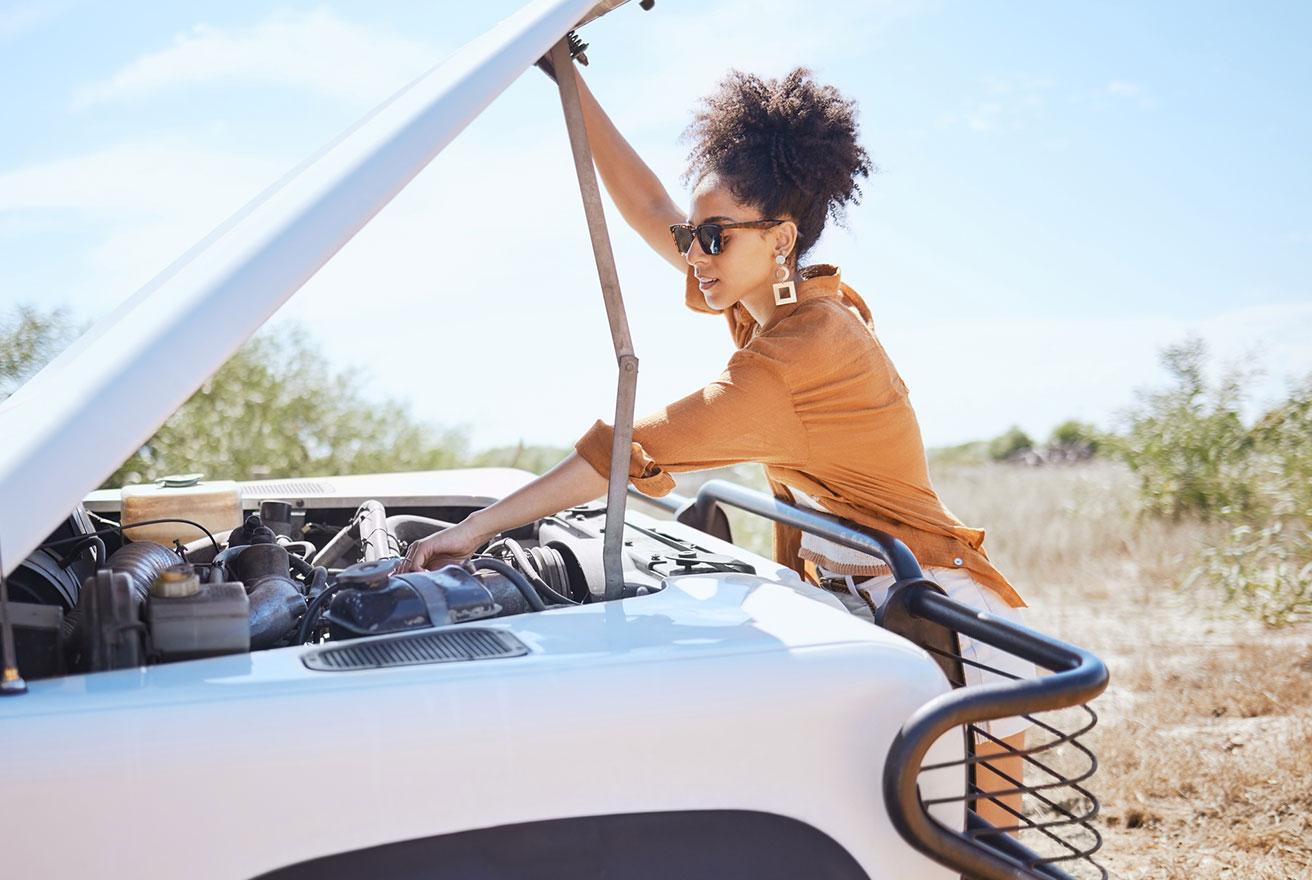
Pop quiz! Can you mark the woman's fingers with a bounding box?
[398,530,474,573]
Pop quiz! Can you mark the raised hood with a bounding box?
[0,0,635,576]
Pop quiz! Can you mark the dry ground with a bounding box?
[941,461,1311,880]
[665,461,1312,879]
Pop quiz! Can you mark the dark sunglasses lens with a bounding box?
[672,226,694,254]
[697,224,723,255]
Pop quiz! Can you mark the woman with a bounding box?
[400,63,1031,830]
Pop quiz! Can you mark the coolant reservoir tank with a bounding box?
[120,474,243,547]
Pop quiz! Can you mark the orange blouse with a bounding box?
[573,263,1024,608]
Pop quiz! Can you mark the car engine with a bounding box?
[6,494,756,679]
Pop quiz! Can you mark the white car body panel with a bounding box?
[80,468,545,514]
[2,569,959,880]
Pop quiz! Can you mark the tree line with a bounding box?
[4,307,1307,624]
[0,306,568,487]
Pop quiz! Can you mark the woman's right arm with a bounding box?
[572,71,688,273]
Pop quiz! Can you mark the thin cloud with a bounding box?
[940,75,1053,133]
[1087,78,1156,110]
[0,140,284,217]
[0,1,63,41]
[1104,79,1143,97]
[72,9,441,110]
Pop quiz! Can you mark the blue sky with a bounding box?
[2,0,1309,452]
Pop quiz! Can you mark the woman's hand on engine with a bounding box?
[396,453,607,573]
[397,522,488,573]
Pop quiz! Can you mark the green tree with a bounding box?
[1,307,471,486]
[0,306,81,400]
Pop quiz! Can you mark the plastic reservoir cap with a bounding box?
[155,473,205,488]
[337,558,401,590]
[152,564,202,598]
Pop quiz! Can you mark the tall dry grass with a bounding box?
[935,460,1311,879]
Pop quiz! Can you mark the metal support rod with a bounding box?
[0,541,27,695]
[550,36,638,602]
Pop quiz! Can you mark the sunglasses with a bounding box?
[669,218,784,256]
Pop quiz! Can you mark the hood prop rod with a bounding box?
[550,34,636,602]
[0,539,26,695]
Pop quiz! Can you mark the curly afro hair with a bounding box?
[681,67,873,267]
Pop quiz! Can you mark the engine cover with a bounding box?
[323,563,500,638]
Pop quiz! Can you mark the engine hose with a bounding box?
[286,552,316,582]
[305,565,328,600]
[296,570,338,644]
[470,557,546,612]
[527,545,572,597]
[500,538,578,605]
[281,540,317,558]
[62,541,180,643]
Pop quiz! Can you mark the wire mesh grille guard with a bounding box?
[879,586,1110,880]
[916,637,1106,879]
[302,627,528,671]
[665,480,1112,880]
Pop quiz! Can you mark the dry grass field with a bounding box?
[664,460,1312,879]
[939,460,1311,879]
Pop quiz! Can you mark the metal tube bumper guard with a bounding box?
[651,479,1111,880]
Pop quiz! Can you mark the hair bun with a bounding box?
[682,68,873,262]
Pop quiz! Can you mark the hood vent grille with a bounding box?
[302,627,527,671]
[243,480,333,497]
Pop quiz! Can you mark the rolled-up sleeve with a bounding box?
[573,349,809,498]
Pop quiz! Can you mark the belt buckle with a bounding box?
[817,575,850,593]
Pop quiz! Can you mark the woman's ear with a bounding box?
[773,220,800,261]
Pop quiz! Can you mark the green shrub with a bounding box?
[1115,338,1255,520]
[1119,337,1312,625]
[1048,419,1103,454]
[928,440,990,467]
[1195,377,1312,625]
[988,426,1034,462]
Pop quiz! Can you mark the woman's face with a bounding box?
[684,173,794,312]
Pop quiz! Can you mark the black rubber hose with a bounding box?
[57,535,107,571]
[306,566,328,600]
[295,568,336,644]
[500,538,578,605]
[286,552,316,581]
[470,557,546,612]
[62,541,180,645]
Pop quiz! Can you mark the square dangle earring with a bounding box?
[772,253,797,305]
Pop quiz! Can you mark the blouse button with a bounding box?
[952,557,964,567]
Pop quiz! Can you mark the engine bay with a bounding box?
[6,491,757,680]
